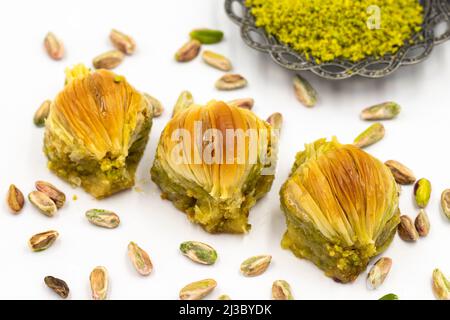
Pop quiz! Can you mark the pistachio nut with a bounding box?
[215,74,247,91]
[228,98,254,110]
[172,90,194,117]
[379,293,399,300]
[90,266,109,300]
[397,215,419,242]
[441,189,450,220]
[353,123,385,149]
[7,184,24,213]
[175,40,201,62]
[179,241,218,265]
[240,255,272,277]
[44,32,64,60]
[93,50,124,69]
[272,280,294,300]
[414,178,431,208]
[361,102,401,121]
[293,74,317,108]
[202,50,232,71]
[34,100,51,127]
[44,276,70,299]
[384,160,416,185]
[143,93,164,117]
[85,209,120,229]
[128,242,153,276]
[190,29,224,44]
[29,230,59,252]
[28,191,57,217]
[110,29,136,55]
[217,294,231,300]
[415,209,430,237]
[35,180,66,208]
[432,269,450,300]
[179,279,217,300]
[367,257,392,290]
[267,112,283,131]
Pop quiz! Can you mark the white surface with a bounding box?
[0,0,449,300]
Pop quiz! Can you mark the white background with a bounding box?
[0,0,449,300]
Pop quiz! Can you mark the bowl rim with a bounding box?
[225,0,450,79]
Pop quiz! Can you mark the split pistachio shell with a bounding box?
[180,241,218,265]
[441,189,450,219]
[385,160,416,185]
[228,98,254,110]
[90,266,109,300]
[398,215,419,242]
[44,32,64,60]
[28,191,57,217]
[240,255,272,277]
[179,279,217,300]
[110,29,136,55]
[85,209,120,229]
[93,50,124,69]
[190,29,224,44]
[128,242,153,276]
[202,50,232,71]
[293,74,317,108]
[29,230,59,252]
[44,276,69,299]
[415,209,430,237]
[35,180,66,208]
[414,178,431,208]
[7,184,24,213]
[272,280,294,300]
[353,123,385,148]
[215,74,247,91]
[34,100,51,127]
[361,102,401,120]
[367,257,392,290]
[432,269,450,300]
[172,90,194,117]
[175,40,201,62]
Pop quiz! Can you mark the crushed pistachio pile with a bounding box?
[246,0,424,63]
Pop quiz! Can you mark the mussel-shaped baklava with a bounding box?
[151,100,277,233]
[280,138,400,283]
[44,64,153,198]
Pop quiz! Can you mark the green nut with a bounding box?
[190,29,224,44]
[414,178,431,208]
[353,123,385,149]
[379,293,399,300]
[180,241,218,265]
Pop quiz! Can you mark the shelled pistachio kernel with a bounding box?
[90,266,109,300]
[441,189,450,219]
[180,241,218,265]
[215,74,247,91]
[110,29,136,55]
[267,112,283,131]
[202,50,232,71]
[190,29,224,44]
[179,279,217,300]
[44,32,64,60]
[397,215,419,242]
[44,276,69,299]
[217,294,231,300]
[432,269,450,300]
[175,39,201,62]
[34,100,51,127]
[35,180,65,208]
[415,209,430,237]
[172,90,194,117]
[93,50,124,69]
[414,178,431,209]
[272,280,294,300]
[85,209,120,229]
[367,257,392,290]
[379,293,399,300]
[384,160,416,185]
[353,123,385,148]
[29,230,59,252]
[128,242,153,276]
[143,93,164,117]
[293,74,317,108]
[28,191,57,217]
[228,98,254,110]
[7,184,24,213]
[240,255,272,277]
[361,102,401,121]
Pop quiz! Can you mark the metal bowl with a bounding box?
[225,0,450,79]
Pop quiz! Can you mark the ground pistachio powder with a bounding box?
[246,0,424,63]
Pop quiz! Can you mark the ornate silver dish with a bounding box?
[225,0,450,79]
